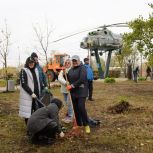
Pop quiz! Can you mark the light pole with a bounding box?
[141,52,142,77]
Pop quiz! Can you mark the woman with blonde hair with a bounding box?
[58,58,73,123]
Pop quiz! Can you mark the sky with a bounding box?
[0,0,152,68]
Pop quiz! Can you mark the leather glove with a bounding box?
[66,85,72,91]
[31,93,37,99]
[59,131,65,138]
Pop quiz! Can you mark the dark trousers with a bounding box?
[31,124,58,144]
[145,73,151,80]
[133,71,138,82]
[71,96,89,126]
[88,80,93,99]
[25,118,28,125]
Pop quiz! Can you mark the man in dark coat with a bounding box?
[31,52,48,91]
[27,98,64,144]
[133,66,139,83]
[145,65,151,80]
[84,58,94,101]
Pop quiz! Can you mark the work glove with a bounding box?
[31,93,37,99]
[43,86,50,93]
[66,85,73,91]
[59,131,65,138]
[45,86,48,90]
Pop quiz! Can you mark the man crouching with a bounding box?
[27,98,64,145]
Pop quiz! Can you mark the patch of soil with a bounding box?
[0,102,16,116]
[108,100,131,114]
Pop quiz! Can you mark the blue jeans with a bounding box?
[63,93,73,118]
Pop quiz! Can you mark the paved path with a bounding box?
[0,82,60,93]
[0,79,128,92]
[0,86,6,92]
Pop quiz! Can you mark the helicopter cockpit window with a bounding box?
[104,31,107,35]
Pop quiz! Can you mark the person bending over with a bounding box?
[27,98,64,145]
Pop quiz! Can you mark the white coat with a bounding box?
[19,68,40,118]
[58,69,70,94]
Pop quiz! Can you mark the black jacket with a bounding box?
[20,68,39,97]
[27,103,62,135]
[67,64,88,98]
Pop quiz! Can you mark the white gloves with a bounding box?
[45,86,48,90]
[31,93,37,99]
[59,131,65,138]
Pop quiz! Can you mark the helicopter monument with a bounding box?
[53,23,128,79]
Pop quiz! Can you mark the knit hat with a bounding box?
[31,52,38,58]
[50,98,63,109]
[25,56,35,68]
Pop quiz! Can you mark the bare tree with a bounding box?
[0,21,11,91]
[33,22,53,88]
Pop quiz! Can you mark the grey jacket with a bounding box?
[27,103,61,135]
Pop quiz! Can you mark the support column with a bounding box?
[104,51,112,78]
[94,49,104,79]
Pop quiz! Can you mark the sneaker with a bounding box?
[62,116,68,122]
[62,117,73,123]
[85,125,91,134]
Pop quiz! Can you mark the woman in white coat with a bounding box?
[19,57,41,125]
[58,58,73,123]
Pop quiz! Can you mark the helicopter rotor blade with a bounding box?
[52,27,97,43]
[52,22,128,43]
[98,22,128,28]
[109,25,129,27]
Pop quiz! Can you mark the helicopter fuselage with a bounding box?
[80,28,122,51]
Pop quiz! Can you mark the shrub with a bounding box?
[138,77,146,81]
[109,70,121,78]
[104,77,116,83]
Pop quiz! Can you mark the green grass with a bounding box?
[1,81,153,153]
[104,77,116,83]
[0,79,6,87]
[138,77,146,81]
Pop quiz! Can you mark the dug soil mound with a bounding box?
[108,100,131,114]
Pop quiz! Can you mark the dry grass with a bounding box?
[0,81,153,153]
